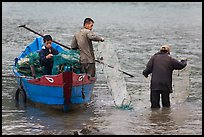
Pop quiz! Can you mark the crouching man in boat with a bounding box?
[39,35,59,75]
[142,45,187,109]
[70,17,105,80]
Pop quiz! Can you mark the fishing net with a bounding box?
[171,65,191,104]
[16,50,81,78]
[52,50,81,75]
[95,42,132,110]
[141,62,191,106]
[16,51,45,78]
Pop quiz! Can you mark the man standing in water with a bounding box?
[71,17,104,79]
[142,45,187,108]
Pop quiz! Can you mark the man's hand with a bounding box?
[46,54,53,59]
[100,37,105,42]
[181,58,187,63]
[142,71,148,78]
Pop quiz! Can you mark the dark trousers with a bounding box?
[81,63,96,78]
[44,67,52,75]
[150,90,170,108]
[43,63,53,75]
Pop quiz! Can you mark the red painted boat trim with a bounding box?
[28,73,64,86]
[62,72,72,105]
[27,72,96,106]
[28,72,96,87]
[72,73,96,86]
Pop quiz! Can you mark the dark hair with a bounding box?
[43,35,52,43]
[83,18,94,26]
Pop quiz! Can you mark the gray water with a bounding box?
[2,2,202,135]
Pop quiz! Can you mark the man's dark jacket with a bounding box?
[39,46,58,75]
[143,51,187,93]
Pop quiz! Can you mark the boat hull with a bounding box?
[13,69,96,111]
[13,37,96,111]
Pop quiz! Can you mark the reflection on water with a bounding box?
[148,108,176,134]
[2,2,202,135]
[2,97,95,135]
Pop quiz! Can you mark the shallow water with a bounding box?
[95,42,132,108]
[2,2,202,135]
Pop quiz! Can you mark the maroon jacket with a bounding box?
[143,51,187,93]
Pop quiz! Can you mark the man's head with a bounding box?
[83,18,94,30]
[160,45,170,54]
[43,35,52,49]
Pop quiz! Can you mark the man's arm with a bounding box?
[172,57,187,70]
[143,57,154,78]
[71,35,79,50]
[87,31,104,42]
[39,50,47,66]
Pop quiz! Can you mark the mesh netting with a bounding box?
[95,42,132,109]
[52,50,81,75]
[16,51,45,78]
[16,50,81,78]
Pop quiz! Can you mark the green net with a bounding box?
[52,50,81,75]
[16,51,45,78]
[16,50,81,78]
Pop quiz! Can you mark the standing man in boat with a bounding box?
[142,45,187,109]
[71,17,105,79]
[39,35,59,75]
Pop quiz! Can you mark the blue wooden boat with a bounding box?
[13,36,96,111]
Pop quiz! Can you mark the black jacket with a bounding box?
[39,46,58,75]
[143,51,187,92]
